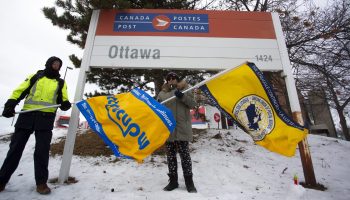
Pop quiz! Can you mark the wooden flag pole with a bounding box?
[293,112,317,186]
[272,12,317,186]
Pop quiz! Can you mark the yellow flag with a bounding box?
[200,62,307,156]
[77,88,176,162]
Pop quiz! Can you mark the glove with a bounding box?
[60,101,71,111]
[174,90,184,99]
[2,99,17,118]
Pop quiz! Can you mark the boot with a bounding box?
[184,175,197,193]
[36,183,51,195]
[163,173,178,191]
[0,183,5,192]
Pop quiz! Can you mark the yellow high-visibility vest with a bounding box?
[10,74,69,113]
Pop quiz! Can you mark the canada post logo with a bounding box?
[114,13,209,33]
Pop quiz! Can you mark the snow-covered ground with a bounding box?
[0,127,349,200]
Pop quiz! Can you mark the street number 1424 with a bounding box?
[255,55,273,62]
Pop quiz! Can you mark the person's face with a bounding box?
[52,60,61,71]
[167,76,178,87]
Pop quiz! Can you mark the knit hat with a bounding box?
[44,56,62,79]
[166,72,180,81]
[45,56,63,70]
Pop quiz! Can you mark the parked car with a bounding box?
[55,115,70,128]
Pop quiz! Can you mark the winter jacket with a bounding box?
[9,73,69,130]
[10,74,69,113]
[157,80,197,142]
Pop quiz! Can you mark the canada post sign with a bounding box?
[91,9,283,71]
[114,13,209,33]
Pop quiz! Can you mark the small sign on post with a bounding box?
[214,113,221,129]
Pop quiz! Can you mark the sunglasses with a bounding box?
[167,76,177,81]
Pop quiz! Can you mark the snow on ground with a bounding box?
[0,128,349,200]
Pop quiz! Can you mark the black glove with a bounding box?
[60,101,71,111]
[2,99,17,118]
[174,90,184,99]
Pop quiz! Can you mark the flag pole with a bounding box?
[0,102,79,118]
[271,12,317,186]
[161,62,247,104]
[16,104,61,113]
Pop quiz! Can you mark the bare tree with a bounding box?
[214,0,350,139]
[288,0,350,140]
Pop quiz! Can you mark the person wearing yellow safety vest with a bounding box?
[0,56,71,195]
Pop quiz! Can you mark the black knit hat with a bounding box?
[45,56,63,70]
[166,72,180,81]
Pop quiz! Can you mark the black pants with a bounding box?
[166,141,193,176]
[0,128,52,185]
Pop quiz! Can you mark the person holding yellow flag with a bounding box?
[157,72,198,193]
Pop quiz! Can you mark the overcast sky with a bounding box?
[0,1,82,127]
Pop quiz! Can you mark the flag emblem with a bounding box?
[233,95,275,141]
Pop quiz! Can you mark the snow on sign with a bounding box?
[85,9,286,71]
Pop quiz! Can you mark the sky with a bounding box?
[0,1,82,128]
[0,127,349,199]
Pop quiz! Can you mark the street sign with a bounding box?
[214,113,221,122]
